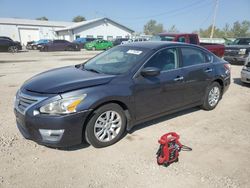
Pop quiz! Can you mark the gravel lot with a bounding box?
[0,50,249,188]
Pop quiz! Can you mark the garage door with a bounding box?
[19,28,39,45]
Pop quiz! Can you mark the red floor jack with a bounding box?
[156,132,192,167]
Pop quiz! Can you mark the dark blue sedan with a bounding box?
[14,42,230,148]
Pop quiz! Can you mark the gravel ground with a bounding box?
[0,50,249,188]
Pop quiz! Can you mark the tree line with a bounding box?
[36,16,86,22]
[144,19,250,38]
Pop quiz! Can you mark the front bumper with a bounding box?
[241,69,250,83]
[14,108,92,147]
[224,55,249,64]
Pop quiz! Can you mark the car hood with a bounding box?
[225,45,250,50]
[22,66,115,94]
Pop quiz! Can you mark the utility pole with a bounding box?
[210,0,219,38]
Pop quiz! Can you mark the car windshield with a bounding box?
[83,46,149,75]
[151,35,175,41]
[232,38,250,45]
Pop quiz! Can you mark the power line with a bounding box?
[110,0,210,21]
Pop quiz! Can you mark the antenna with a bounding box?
[210,0,219,38]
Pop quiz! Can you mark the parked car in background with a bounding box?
[14,42,230,148]
[121,38,147,45]
[85,39,113,50]
[241,62,250,84]
[113,38,129,46]
[0,36,13,41]
[40,40,80,52]
[224,38,250,64]
[152,33,225,58]
[0,36,22,51]
[31,39,51,50]
[73,37,96,48]
[0,38,22,52]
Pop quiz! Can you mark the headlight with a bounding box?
[40,94,86,115]
[239,49,246,55]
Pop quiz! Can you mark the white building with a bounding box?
[56,18,134,41]
[0,17,134,45]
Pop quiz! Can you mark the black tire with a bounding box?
[41,46,48,52]
[85,103,126,148]
[32,45,37,50]
[201,82,222,110]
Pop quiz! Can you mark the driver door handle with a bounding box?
[204,68,213,73]
[173,76,184,81]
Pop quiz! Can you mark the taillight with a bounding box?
[224,63,231,71]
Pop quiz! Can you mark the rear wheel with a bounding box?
[8,46,18,53]
[85,103,126,148]
[201,82,222,110]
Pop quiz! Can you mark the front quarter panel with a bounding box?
[60,78,135,119]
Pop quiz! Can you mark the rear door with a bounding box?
[0,39,11,51]
[180,47,214,105]
[133,47,186,120]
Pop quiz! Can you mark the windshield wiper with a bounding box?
[84,68,101,74]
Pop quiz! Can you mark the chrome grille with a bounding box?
[17,96,38,113]
[15,91,47,115]
[224,49,239,56]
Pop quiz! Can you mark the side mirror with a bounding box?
[141,67,160,77]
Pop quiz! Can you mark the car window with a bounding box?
[238,38,250,45]
[178,36,186,43]
[189,35,198,44]
[181,47,206,67]
[144,48,179,71]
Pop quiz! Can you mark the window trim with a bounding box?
[179,46,214,68]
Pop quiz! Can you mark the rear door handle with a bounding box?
[204,68,213,73]
[173,76,184,81]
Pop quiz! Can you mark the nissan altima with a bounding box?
[14,42,231,148]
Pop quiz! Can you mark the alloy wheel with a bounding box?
[208,86,220,107]
[94,111,122,142]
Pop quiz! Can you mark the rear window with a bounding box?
[181,47,206,67]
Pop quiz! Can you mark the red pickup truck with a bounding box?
[153,33,225,58]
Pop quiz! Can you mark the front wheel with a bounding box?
[201,82,222,110]
[8,46,18,53]
[85,103,126,148]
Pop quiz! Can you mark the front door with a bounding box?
[133,47,186,120]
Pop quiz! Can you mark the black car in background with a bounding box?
[0,38,22,52]
[40,40,80,52]
[113,38,129,46]
[14,42,230,148]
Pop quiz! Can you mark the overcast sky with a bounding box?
[0,0,249,32]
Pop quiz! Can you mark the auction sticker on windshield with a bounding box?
[127,50,143,55]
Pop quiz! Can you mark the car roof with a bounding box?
[121,41,194,50]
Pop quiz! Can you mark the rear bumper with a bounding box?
[241,70,250,83]
[14,108,92,147]
[223,75,231,94]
